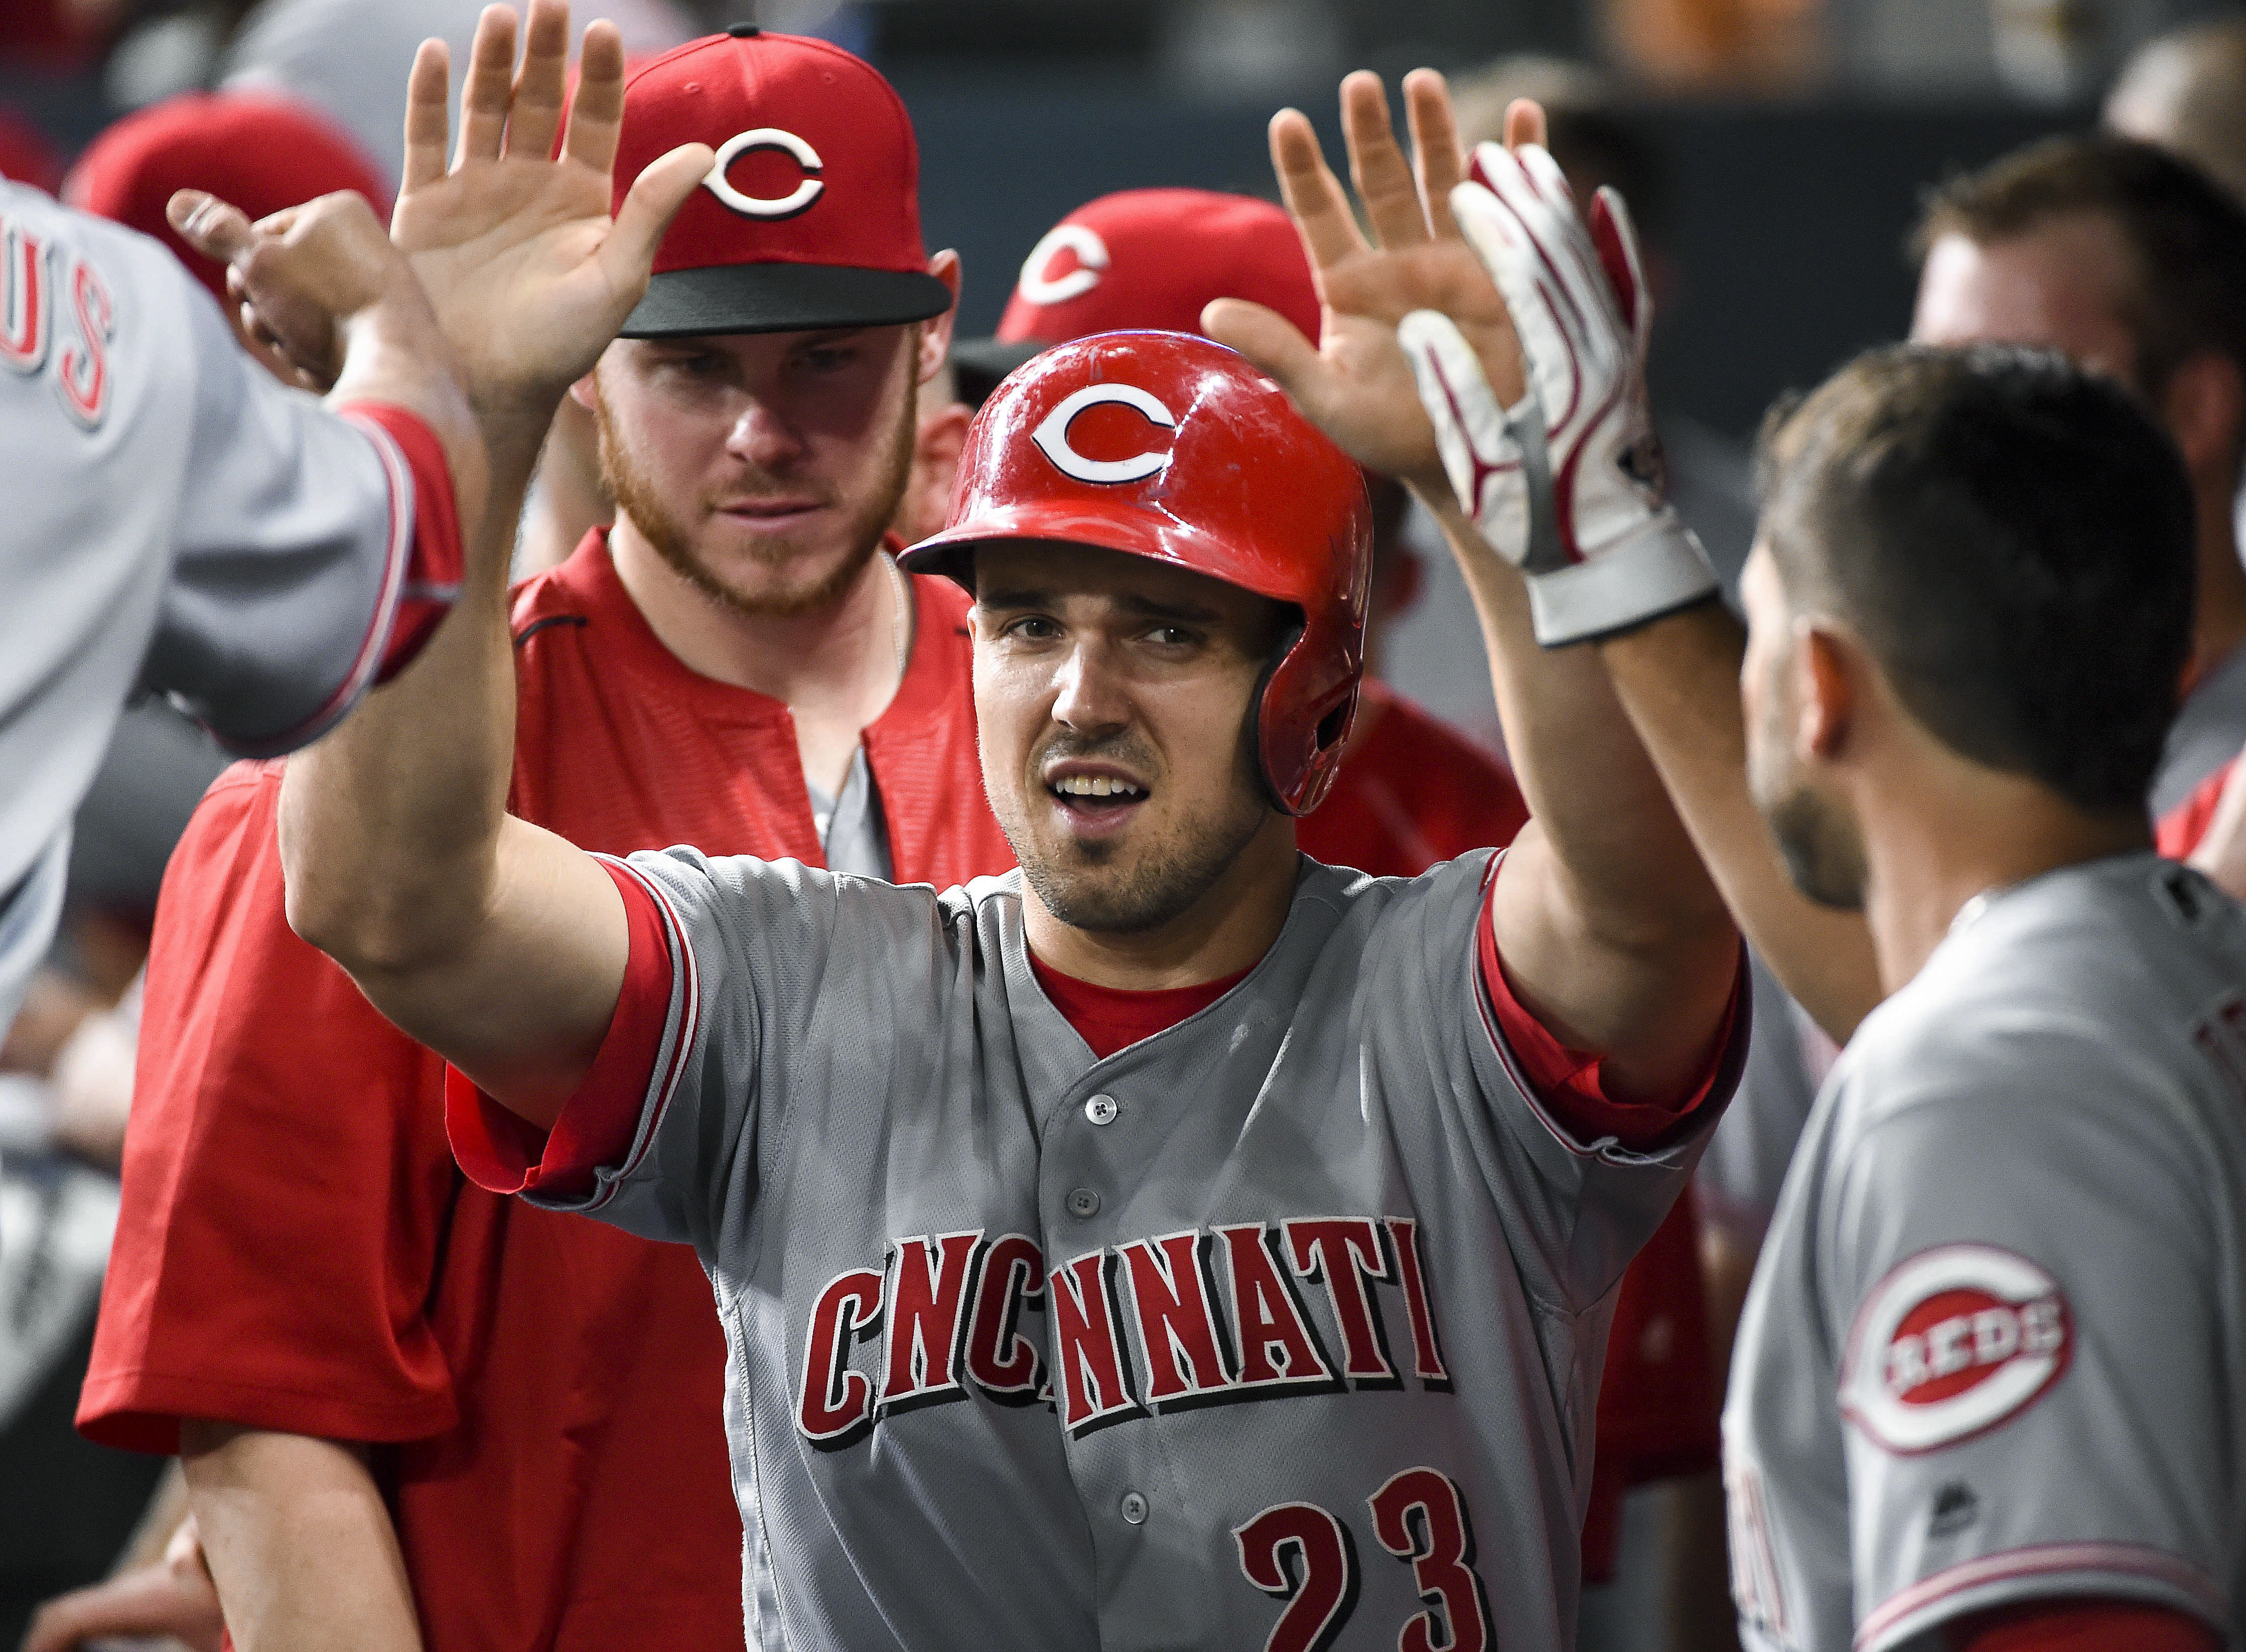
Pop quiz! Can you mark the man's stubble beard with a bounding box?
[590,362,919,621]
[1761,786,1868,911]
[1747,651,1867,910]
[1002,730,1275,935]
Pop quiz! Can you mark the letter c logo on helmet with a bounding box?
[1031,384,1176,485]
[1017,224,1108,306]
[704,128,824,219]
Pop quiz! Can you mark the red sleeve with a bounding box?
[1948,1599,2218,1652]
[80,765,459,1454]
[334,400,462,685]
[2157,758,2231,861]
[1473,868,1743,1153]
[445,858,674,1200]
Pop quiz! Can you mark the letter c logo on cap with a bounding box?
[1017,224,1108,306]
[1032,384,1176,485]
[705,128,824,220]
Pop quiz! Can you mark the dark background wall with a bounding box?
[897,75,2076,439]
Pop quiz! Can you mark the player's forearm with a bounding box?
[179,1424,423,1652]
[278,404,626,1115]
[1436,504,1733,955]
[1432,502,1737,1079]
[1599,603,1882,1044]
[277,469,517,982]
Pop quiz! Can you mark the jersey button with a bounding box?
[1084,1093,1119,1126]
[1066,1188,1101,1218]
[1119,1491,1149,1525]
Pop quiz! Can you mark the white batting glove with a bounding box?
[1398,141,1718,647]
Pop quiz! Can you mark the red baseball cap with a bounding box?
[613,25,951,338]
[63,91,390,308]
[995,188,1320,346]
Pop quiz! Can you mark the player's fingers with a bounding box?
[1203,297,1323,398]
[563,19,626,177]
[455,5,519,169]
[1341,71,1429,250]
[505,0,570,162]
[167,190,258,266]
[1269,107,1366,274]
[1504,98,1548,152]
[401,39,452,193]
[1402,67,1464,240]
[601,142,713,292]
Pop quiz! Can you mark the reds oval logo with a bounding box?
[1031,383,1176,485]
[704,128,824,220]
[1839,1245,2071,1454]
[1016,223,1108,306]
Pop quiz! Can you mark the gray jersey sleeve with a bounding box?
[1,185,413,1040]
[1365,855,1745,1316]
[144,277,406,755]
[523,847,960,1253]
[1826,1047,2232,1649]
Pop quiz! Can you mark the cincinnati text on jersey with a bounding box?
[795,1215,1455,1449]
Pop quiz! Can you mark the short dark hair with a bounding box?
[1757,343,2195,813]
[1913,132,2246,396]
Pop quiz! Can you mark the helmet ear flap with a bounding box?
[1254,614,1361,817]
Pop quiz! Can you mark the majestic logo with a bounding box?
[1840,1245,2071,1454]
[1928,1481,1980,1539]
[794,1215,1452,1450]
[704,128,824,220]
[1031,383,1176,486]
[1016,222,1107,306]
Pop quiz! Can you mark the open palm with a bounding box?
[389,1,710,411]
[1207,71,1525,501]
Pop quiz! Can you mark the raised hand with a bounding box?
[1203,70,1524,500]
[389,0,712,421]
[1401,130,1718,646]
[169,186,430,391]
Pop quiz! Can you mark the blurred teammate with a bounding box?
[2108,17,2246,203]
[273,59,1741,1650]
[1910,134,2246,818]
[1397,94,2245,1652]
[993,185,1531,875]
[63,89,393,323]
[77,12,1004,1649]
[0,169,479,1040]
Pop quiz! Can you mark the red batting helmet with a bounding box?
[900,331,1371,816]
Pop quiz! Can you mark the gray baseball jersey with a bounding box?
[492,847,1742,1652]
[1724,852,2246,1652]
[2,180,417,1031]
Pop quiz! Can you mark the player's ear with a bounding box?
[920,250,962,379]
[1796,621,1855,764]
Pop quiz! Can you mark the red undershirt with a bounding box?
[1029,954,1254,1060]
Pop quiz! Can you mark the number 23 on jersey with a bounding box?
[1236,1466,1495,1652]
